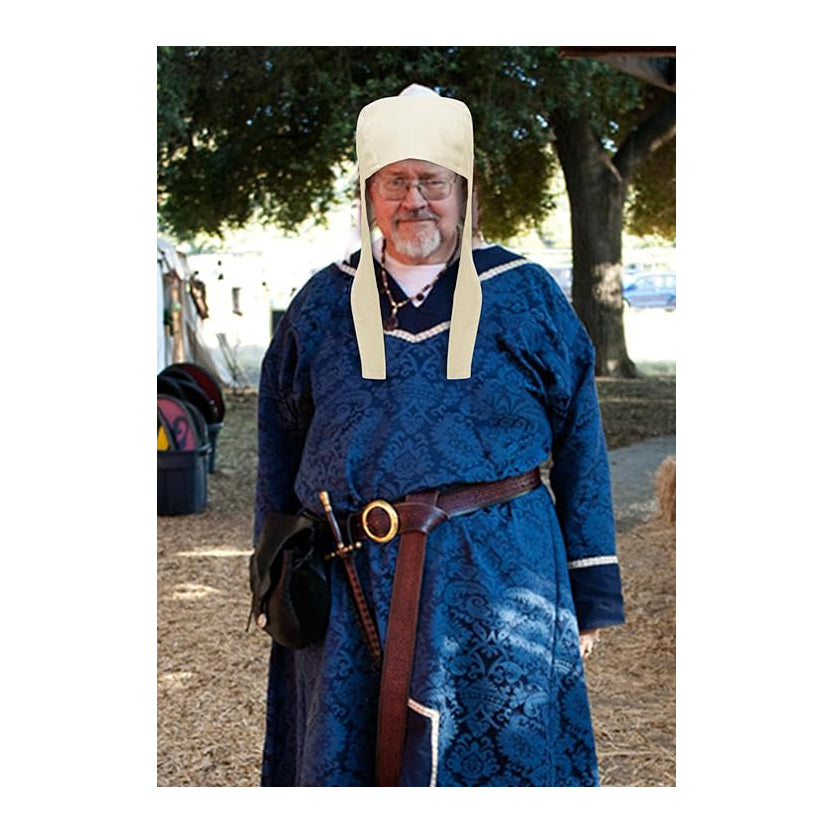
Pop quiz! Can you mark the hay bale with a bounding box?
[655,455,676,525]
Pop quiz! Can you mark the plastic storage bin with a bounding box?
[157,444,210,515]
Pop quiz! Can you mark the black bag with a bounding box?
[249,511,330,648]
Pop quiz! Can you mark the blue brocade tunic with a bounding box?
[255,244,625,787]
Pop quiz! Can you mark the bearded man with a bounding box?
[252,85,624,787]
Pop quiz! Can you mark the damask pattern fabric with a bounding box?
[255,245,624,786]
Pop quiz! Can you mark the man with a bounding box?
[254,85,624,786]
[368,158,462,263]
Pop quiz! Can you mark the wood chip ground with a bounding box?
[158,385,675,787]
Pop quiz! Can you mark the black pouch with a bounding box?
[249,510,330,648]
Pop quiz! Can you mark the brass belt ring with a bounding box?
[361,499,399,544]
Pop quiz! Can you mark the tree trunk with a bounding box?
[552,111,637,378]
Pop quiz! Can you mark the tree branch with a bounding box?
[613,95,676,183]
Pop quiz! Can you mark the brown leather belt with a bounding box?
[337,468,542,787]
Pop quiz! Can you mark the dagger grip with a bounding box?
[318,490,345,548]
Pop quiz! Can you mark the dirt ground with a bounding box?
[597,376,676,451]
[157,379,675,787]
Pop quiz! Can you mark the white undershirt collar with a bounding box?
[372,237,447,307]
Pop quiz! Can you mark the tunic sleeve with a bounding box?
[253,313,313,545]
[548,320,625,631]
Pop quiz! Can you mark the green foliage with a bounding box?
[534,48,645,136]
[158,46,673,243]
[158,47,357,238]
[626,136,676,239]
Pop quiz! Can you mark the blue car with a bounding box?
[623,272,676,310]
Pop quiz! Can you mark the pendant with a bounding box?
[383,314,398,331]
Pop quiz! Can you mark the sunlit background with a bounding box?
[168,167,675,386]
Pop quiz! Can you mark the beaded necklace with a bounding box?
[380,239,448,331]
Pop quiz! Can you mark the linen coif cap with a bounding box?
[351,85,481,379]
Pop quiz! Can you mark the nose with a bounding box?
[400,182,429,210]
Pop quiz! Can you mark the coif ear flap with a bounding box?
[351,173,387,380]
[446,170,480,379]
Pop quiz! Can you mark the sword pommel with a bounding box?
[318,490,333,513]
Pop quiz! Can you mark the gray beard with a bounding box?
[390,221,442,261]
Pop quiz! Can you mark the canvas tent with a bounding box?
[157,238,232,385]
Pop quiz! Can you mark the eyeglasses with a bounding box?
[373,174,457,201]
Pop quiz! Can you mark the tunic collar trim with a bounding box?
[335,254,529,342]
[336,251,528,283]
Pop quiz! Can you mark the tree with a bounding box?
[158,46,675,376]
[539,59,676,375]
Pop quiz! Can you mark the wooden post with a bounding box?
[170,278,185,363]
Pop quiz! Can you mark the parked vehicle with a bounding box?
[623,272,676,310]
[625,261,672,275]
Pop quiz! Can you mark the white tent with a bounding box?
[157,238,232,384]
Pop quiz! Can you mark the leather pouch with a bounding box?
[249,511,330,648]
